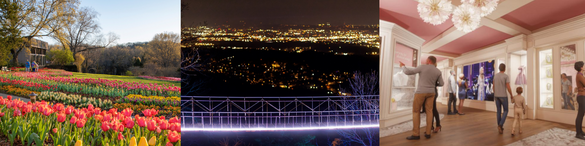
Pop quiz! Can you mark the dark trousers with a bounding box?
[431,92,441,127]
[576,96,585,135]
[448,93,458,113]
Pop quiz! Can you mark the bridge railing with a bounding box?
[181,95,379,129]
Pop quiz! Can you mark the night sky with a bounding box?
[181,0,379,27]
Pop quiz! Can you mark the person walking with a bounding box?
[25,60,30,72]
[493,63,514,134]
[32,61,37,72]
[448,70,458,115]
[562,73,575,110]
[574,61,585,140]
[511,87,527,136]
[401,56,443,140]
[457,74,467,115]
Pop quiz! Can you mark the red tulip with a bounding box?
[87,104,94,111]
[101,121,110,132]
[52,128,58,133]
[124,117,135,129]
[76,118,86,128]
[74,110,85,119]
[136,117,147,127]
[54,103,64,111]
[159,120,169,130]
[57,113,66,123]
[167,131,180,143]
[95,115,103,122]
[104,114,112,122]
[117,132,124,140]
[13,109,21,117]
[7,95,11,100]
[0,112,4,117]
[170,123,181,132]
[70,116,78,124]
[169,116,179,124]
[166,142,173,146]
[108,108,117,114]
[42,107,53,116]
[65,106,74,115]
[121,108,133,117]
[116,123,125,132]
[156,127,162,133]
[147,119,157,131]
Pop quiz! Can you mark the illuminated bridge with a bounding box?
[181,95,379,131]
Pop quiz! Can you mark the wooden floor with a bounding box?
[380,104,582,146]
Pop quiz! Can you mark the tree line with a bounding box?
[0,0,179,77]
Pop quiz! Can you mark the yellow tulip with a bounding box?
[138,137,148,146]
[148,136,156,145]
[74,140,82,146]
[130,137,137,146]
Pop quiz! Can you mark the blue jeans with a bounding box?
[563,93,575,110]
[495,97,509,126]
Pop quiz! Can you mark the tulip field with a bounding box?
[0,69,181,145]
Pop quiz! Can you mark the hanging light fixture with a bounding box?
[463,0,499,17]
[417,0,453,25]
[452,4,481,33]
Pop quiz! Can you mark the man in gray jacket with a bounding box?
[401,56,444,140]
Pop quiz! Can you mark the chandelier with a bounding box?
[417,0,453,25]
[463,0,499,17]
[452,4,481,33]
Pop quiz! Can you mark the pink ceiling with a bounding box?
[380,0,585,56]
[434,26,513,55]
[421,54,447,65]
[501,0,585,31]
[379,0,453,42]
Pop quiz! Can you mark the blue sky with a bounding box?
[38,0,180,45]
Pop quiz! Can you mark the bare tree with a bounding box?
[52,7,119,59]
[9,0,80,65]
[337,70,379,146]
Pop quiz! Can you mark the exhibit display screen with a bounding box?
[461,60,495,101]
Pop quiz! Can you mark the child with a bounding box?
[512,87,527,136]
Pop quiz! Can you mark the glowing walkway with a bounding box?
[181,95,379,131]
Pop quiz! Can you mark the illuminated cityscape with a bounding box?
[182,24,379,95]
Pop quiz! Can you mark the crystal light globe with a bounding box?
[463,0,499,17]
[417,0,453,25]
[452,4,481,33]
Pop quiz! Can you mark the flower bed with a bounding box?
[137,76,181,82]
[113,103,180,118]
[1,73,180,97]
[0,86,34,98]
[118,94,180,107]
[38,91,113,109]
[0,96,181,146]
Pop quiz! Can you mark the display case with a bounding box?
[379,20,424,128]
[391,43,418,111]
[539,49,553,108]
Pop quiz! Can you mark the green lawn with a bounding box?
[71,72,180,87]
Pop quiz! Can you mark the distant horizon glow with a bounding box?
[181,124,380,132]
[37,0,180,45]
